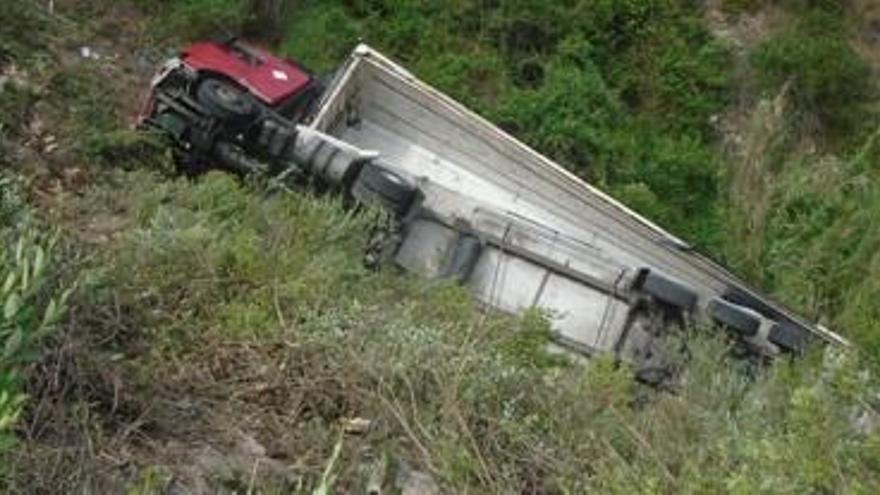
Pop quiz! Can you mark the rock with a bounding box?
[236,433,267,458]
[395,463,441,495]
[44,135,58,153]
[343,417,372,435]
[852,408,880,436]
[79,46,102,60]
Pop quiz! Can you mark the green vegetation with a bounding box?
[754,131,880,362]
[0,0,51,60]
[280,0,731,248]
[2,0,880,492]
[752,11,875,142]
[0,177,70,467]
[0,83,36,142]
[9,170,880,492]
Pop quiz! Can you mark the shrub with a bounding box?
[83,129,175,173]
[0,82,37,142]
[42,67,121,153]
[38,168,879,492]
[0,178,70,464]
[0,0,51,60]
[496,60,623,176]
[165,0,250,39]
[752,11,875,139]
[757,130,880,362]
[280,3,365,73]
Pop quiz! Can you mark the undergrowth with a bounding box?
[6,171,880,493]
[0,177,70,475]
[3,0,880,492]
[752,10,876,144]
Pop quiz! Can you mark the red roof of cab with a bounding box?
[181,41,312,106]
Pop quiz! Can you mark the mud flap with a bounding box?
[441,233,482,282]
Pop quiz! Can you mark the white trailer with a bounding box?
[300,45,846,375]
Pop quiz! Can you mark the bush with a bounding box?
[0,82,36,142]
[0,0,51,60]
[752,11,875,139]
[165,0,250,39]
[755,129,880,362]
[42,67,121,152]
[157,0,291,41]
[83,129,175,173]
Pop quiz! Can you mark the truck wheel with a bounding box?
[768,323,809,354]
[351,162,417,217]
[708,298,761,337]
[196,78,257,124]
[633,268,698,312]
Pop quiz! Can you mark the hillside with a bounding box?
[2,0,880,493]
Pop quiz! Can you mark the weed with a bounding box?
[0,0,52,61]
[5,166,876,493]
[0,82,37,142]
[0,177,71,472]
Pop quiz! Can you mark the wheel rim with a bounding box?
[201,79,253,116]
[215,84,240,103]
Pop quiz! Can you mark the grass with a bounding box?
[7,169,880,493]
[0,176,71,475]
[751,10,876,144]
[3,0,880,492]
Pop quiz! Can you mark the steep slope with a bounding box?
[2,1,880,493]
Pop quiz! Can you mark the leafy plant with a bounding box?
[752,11,875,140]
[0,82,36,142]
[0,179,71,463]
[0,0,51,60]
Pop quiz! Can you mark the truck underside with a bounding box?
[140,41,848,383]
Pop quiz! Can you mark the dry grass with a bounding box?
[726,84,790,282]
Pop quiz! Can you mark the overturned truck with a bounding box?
[139,39,847,380]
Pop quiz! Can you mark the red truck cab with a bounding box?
[181,40,314,111]
[137,38,326,175]
[139,39,321,127]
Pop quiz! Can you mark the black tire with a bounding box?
[722,287,811,353]
[708,298,761,337]
[633,268,698,312]
[196,78,257,124]
[768,323,809,353]
[351,162,417,216]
